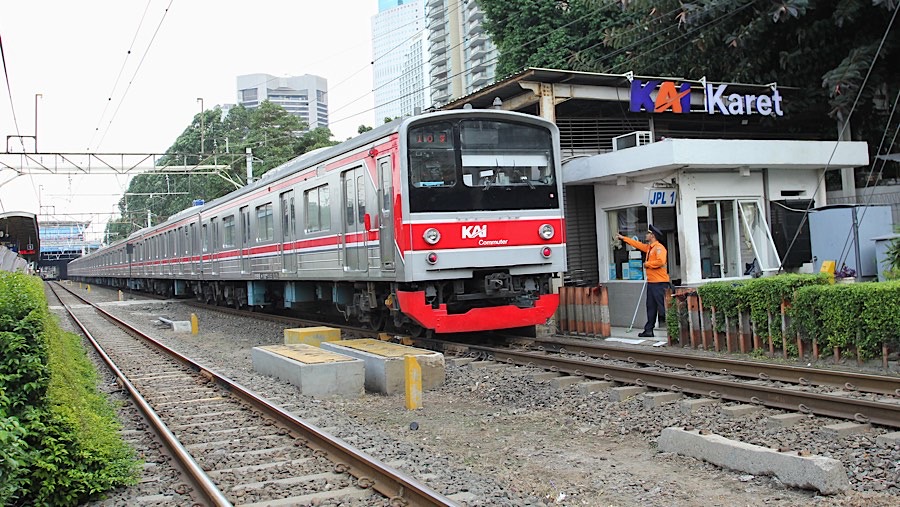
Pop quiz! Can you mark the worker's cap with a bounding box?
[648,224,664,239]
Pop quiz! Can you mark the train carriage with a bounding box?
[69,109,567,335]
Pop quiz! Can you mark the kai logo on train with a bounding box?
[461,224,487,239]
[629,79,784,116]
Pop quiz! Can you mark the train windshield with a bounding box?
[407,118,558,213]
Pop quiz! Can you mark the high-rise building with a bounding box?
[372,0,427,122]
[426,0,498,107]
[236,74,329,131]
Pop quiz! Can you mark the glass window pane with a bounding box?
[608,206,647,280]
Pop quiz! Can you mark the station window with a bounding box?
[256,204,274,242]
[697,199,778,279]
[305,184,331,232]
[608,205,647,281]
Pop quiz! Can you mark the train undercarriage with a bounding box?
[71,271,557,336]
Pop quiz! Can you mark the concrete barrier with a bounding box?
[658,427,849,494]
[321,339,444,395]
[251,344,364,398]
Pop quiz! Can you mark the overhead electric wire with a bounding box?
[85,0,155,152]
[835,88,900,272]
[93,0,176,152]
[0,34,25,153]
[778,3,899,272]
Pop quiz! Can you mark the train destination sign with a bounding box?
[629,79,784,117]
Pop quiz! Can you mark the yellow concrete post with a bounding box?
[87,284,91,293]
[404,355,422,410]
[191,313,199,335]
[118,290,123,301]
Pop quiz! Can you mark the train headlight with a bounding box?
[423,227,441,245]
[539,223,555,240]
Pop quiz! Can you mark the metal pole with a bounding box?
[196,98,204,154]
[246,147,253,184]
[34,93,42,152]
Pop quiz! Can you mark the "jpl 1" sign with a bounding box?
[647,188,676,208]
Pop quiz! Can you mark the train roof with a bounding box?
[88,108,555,254]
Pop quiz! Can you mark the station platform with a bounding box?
[321,339,445,395]
[251,344,364,397]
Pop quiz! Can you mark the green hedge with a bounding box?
[792,281,900,359]
[0,273,138,505]
[696,274,830,340]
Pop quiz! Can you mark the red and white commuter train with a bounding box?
[68,109,566,334]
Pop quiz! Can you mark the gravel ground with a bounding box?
[58,285,900,506]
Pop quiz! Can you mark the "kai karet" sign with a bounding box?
[630,79,784,117]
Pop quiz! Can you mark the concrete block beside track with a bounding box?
[550,376,584,389]
[251,344,364,398]
[679,398,718,414]
[284,326,341,347]
[658,427,850,495]
[643,392,682,409]
[610,386,647,402]
[821,422,871,437]
[578,380,615,394]
[876,431,900,447]
[447,357,476,367]
[767,413,805,429]
[321,339,444,395]
[721,404,762,418]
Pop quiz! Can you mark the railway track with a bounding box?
[49,282,456,507]
[410,336,900,429]
[68,283,900,427]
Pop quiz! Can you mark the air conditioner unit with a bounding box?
[612,131,652,152]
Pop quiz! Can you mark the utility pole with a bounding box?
[246,147,254,184]
[197,97,205,154]
[34,93,42,152]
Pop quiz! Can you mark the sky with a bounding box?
[0,0,379,239]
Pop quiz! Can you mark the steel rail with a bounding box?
[49,284,233,507]
[454,342,900,428]
[516,336,900,396]
[53,283,457,507]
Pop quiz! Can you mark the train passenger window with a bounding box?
[304,185,330,232]
[256,204,274,242]
[356,174,366,224]
[223,215,235,247]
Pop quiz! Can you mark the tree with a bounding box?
[479,0,899,144]
[105,101,339,240]
[358,124,374,134]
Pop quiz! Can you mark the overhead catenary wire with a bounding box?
[834,88,900,272]
[777,3,899,272]
[92,0,176,152]
[84,0,155,152]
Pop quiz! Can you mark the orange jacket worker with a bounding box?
[616,225,669,337]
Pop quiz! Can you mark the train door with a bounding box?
[209,218,219,275]
[342,167,368,272]
[189,223,197,275]
[377,156,395,271]
[280,191,297,273]
[240,206,251,273]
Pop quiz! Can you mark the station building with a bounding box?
[440,68,875,329]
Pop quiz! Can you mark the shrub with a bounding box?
[0,273,139,505]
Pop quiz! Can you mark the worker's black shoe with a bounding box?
[637,331,654,338]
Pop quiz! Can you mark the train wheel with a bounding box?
[407,323,426,338]
[368,310,387,332]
